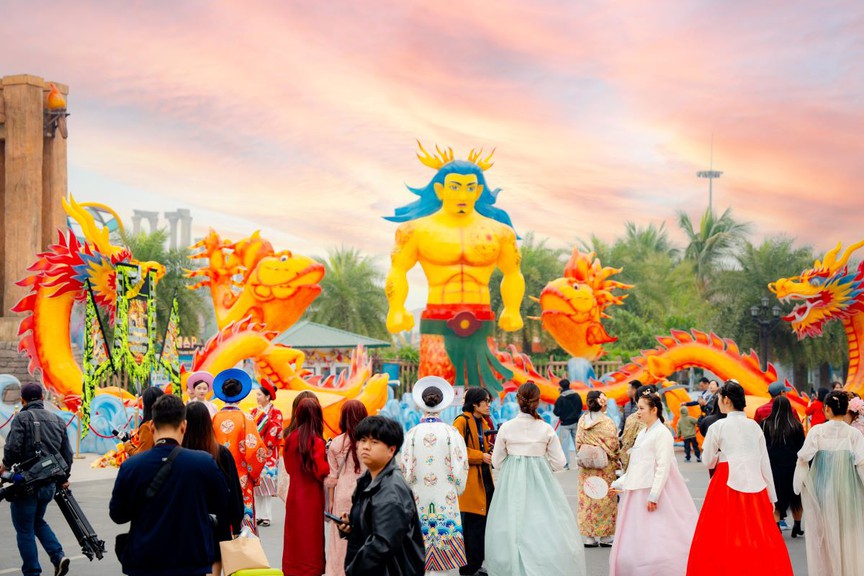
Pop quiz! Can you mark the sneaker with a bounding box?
[54,557,70,576]
[599,537,614,547]
[583,536,599,547]
[779,519,791,531]
[685,458,691,462]
[696,457,702,462]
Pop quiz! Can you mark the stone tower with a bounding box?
[0,75,69,379]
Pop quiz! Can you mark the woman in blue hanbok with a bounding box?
[794,390,864,576]
[485,382,586,576]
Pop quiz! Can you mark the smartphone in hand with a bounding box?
[324,511,348,525]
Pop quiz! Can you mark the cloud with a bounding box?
[3,0,863,279]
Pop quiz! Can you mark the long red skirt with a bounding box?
[687,462,792,576]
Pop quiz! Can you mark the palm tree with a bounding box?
[620,221,679,259]
[307,247,390,340]
[678,206,751,291]
[121,228,209,339]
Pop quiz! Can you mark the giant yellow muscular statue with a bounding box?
[385,144,525,391]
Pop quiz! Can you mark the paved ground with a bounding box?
[0,451,809,575]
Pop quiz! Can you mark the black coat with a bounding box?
[109,442,230,576]
[553,390,583,426]
[344,458,425,576]
[2,401,73,475]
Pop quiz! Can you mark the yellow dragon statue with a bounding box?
[498,249,807,422]
[770,240,864,395]
[186,231,388,435]
[13,197,165,410]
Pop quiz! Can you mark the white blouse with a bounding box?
[611,419,673,503]
[793,420,864,494]
[491,413,566,472]
[702,411,777,501]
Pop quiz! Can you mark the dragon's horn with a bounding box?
[529,296,541,303]
[63,195,116,256]
[821,239,864,272]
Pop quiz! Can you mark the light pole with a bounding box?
[751,296,782,372]
[697,134,722,211]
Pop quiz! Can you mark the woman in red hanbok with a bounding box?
[283,397,330,576]
[251,380,284,528]
[687,380,792,575]
[212,369,266,534]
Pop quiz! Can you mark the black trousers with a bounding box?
[460,512,488,575]
[461,467,494,575]
[683,437,701,460]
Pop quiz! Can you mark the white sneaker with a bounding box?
[599,537,614,547]
[583,537,598,547]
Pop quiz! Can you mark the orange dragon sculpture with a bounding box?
[770,240,864,395]
[13,197,165,410]
[186,231,388,435]
[498,249,806,424]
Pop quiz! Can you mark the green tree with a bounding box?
[710,237,846,387]
[678,207,751,291]
[121,228,209,338]
[307,247,389,340]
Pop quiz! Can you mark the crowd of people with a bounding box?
[5,370,864,576]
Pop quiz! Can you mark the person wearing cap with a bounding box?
[1,383,73,576]
[251,379,283,528]
[401,376,469,575]
[211,369,265,533]
[754,382,793,424]
[186,371,218,418]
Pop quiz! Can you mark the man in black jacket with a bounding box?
[553,379,583,470]
[109,394,230,576]
[340,416,424,576]
[1,382,73,576]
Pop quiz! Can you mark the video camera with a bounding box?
[0,451,68,502]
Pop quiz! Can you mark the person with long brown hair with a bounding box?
[485,382,586,576]
[282,397,330,576]
[183,401,244,576]
[324,399,368,576]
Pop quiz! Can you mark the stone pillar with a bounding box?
[132,209,159,235]
[41,82,69,250]
[164,211,180,250]
[131,212,142,235]
[177,208,192,249]
[1,75,45,315]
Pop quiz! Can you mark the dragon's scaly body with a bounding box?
[13,198,163,410]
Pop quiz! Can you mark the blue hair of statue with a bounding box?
[384,160,517,233]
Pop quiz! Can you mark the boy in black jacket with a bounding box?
[339,416,424,576]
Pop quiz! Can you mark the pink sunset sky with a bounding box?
[4,0,863,307]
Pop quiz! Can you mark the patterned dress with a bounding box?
[252,403,284,498]
[576,411,620,539]
[213,405,266,533]
[401,416,469,573]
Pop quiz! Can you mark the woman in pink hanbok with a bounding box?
[609,391,697,575]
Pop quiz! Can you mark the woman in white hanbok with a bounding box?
[401,376,469,576]
[794,390,864,576]
[485,382,586,576]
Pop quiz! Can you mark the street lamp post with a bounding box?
[751,296,782,372]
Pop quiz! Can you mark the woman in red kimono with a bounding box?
[251,380,284,528]
[212,369,266,534]
[283,396,330,576]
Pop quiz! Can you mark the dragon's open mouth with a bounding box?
[777,292,829,324]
